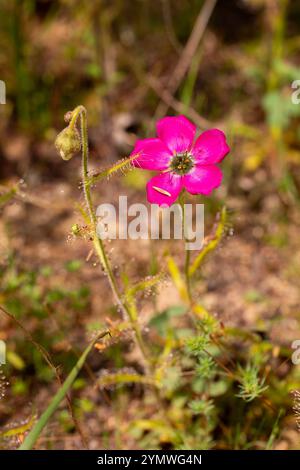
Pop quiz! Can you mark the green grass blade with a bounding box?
[19,331,109,450]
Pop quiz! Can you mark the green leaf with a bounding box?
[263,90,300,130]
[7,351,25,370]
[149,306,186,336]
[189,207,227,277]
[167,256,189,302]
[65,260,82,272]
[19,330,109,450]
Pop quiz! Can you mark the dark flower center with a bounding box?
[170,152,194,175]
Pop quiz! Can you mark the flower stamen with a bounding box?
[152,186,172,197]
[170,152,194,175]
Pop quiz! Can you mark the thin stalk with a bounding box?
[71,106,150,368]
[86,155,138,187]
[180,191,192,303]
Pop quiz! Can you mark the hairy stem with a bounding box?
[71,106,150,368]
[180,192,192,303]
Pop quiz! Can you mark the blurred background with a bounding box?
[0,0,300,450]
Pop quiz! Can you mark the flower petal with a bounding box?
[156,115,196,154]
[184,165,223,195]
[146,172,183,206]
[131,138,172,170]
[192,129,230,164]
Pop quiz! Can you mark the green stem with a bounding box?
[19,331,109,450]
[86,155,138,187]
[184,241,191,302]
[71,106,150,368]
[180,192,192,303]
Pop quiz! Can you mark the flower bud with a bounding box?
[55,126,81,161]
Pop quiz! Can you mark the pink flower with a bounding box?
[130,115,230,206]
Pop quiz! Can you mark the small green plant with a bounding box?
[237,363,268,403]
